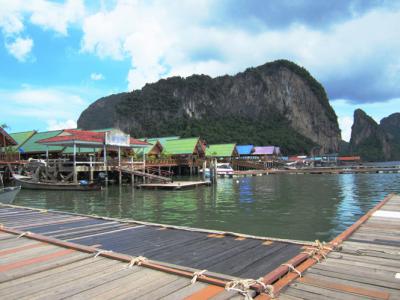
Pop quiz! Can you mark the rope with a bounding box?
[17,231,31,238]
[191,269,207,284]
[225,278,274,299]
[301,240,333,262]
[282,263,302,277]
[127,256,147,268]
[93,250,113,258]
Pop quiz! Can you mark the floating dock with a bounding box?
[233,166,400,177]
[1,193,400,299]
[276,193,400,299]
[138,180,212,190]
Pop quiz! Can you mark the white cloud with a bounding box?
[0,87,87,126]
[338,116,353,142]
[29,0,85,36]
[90,72,104,81]
[79,1,400,98]
[5,37,34,62]
[0,0,85,62]
[47,119,77,130]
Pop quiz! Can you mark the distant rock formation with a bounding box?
[380,113,400,160]
[349,109,392,161]
[78,60,341,154]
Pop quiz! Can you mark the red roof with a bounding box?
[0,127,17,147]
[338,156,361,161]
[38,129,148,146]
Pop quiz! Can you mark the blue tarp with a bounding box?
[236,145,254,155]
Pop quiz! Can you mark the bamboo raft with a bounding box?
[1,194,400,299]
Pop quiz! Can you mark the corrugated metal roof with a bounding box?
[39,129,148,147]
[8,130,36,151]
[21,130,64,153]
[140,136,180,146]
[236,145,254,155]
[253,146,280,155]
[206,144,237,157]
[163,137,200,155]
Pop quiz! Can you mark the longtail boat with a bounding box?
[13,174,101,191]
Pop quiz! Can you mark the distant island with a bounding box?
[77,59,400,161]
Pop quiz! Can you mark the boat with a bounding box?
[13,174,101,191]
[200,163,234,177]
[0,186,21,204]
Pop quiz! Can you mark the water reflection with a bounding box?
[13,173,400,242]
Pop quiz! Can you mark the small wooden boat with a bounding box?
[13,174,101,191]
[0,186,21,204]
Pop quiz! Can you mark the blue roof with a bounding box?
[236,145,254,155]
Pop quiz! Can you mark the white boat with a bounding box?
[200,163,234,176]
[0,186,21,204]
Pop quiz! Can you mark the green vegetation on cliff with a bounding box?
[79,59,340,155]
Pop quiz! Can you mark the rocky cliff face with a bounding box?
[349,109,392,161]
[78,60,341,154]
[380,113,400,160]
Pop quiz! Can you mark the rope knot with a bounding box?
[225,278,274,299]
[191,269,207,284]
[127,256,147,268]
[282,263,302,277]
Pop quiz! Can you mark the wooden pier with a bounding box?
[138,180,211,190]
[0,232,238,299]
[233,166,400,177]
[1,193,400,299]
[269,193,400,299]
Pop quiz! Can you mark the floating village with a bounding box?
[1,126,400,299]
[0,126,396,191]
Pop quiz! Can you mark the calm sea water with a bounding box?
[12,172,400,242]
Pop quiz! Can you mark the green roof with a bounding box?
[9,130,36,151]
[163,137,200,155]
[140,136,180,146]
[206,144,237,157]
[21,130,64,153]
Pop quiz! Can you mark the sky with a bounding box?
[0,0,399,141]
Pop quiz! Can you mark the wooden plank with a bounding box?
[134,277,191,299]
[297,275,390,300]
[2,258,118,299]
[27,264,144,299]
[306,267,400,289]
[285,282,366,300]
[0,252,89,284]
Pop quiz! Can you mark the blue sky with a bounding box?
[1,0,399,141]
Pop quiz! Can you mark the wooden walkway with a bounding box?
[1,194,400,299]
[0,231,240,299]
[0,204,311,299]
[263,194,400,299]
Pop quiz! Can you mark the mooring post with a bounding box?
[118,146,122,185]
[103,142,108,186]
[130,156,134,185]
[73,142,78,183]
[202,160,206,181]
[89,155,94,182]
